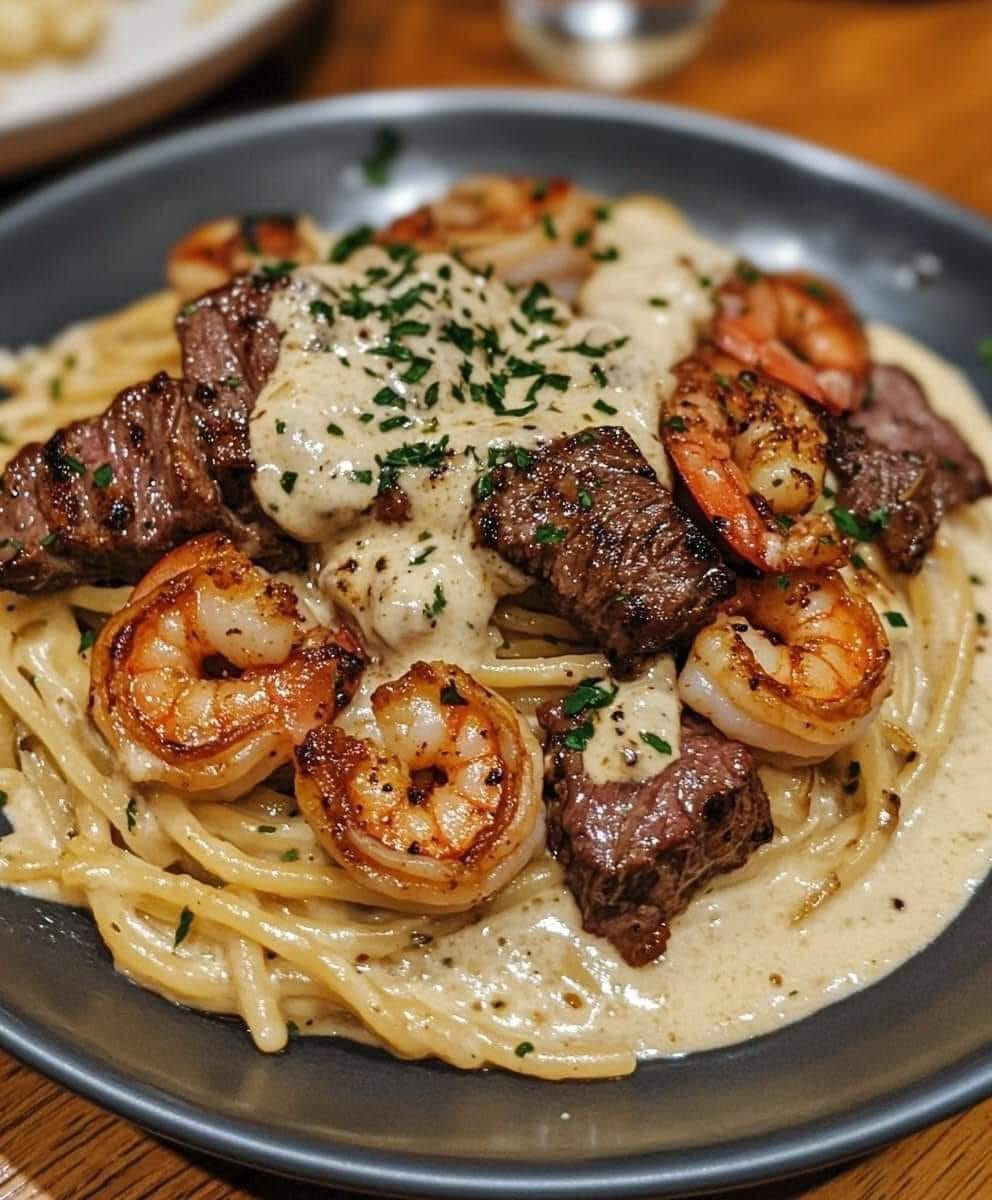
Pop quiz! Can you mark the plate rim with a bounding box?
[0,0,311,137]
[0,88,990,1198]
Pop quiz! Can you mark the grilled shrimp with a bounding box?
[663,348,844,572]
[678,570,891,762]
[90,534,364,795]
[714,268,870,412]
[379,174,598,296]
[295,662,545,910]
[167,215,320,300]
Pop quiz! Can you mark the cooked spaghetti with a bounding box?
[0,185,990,1079]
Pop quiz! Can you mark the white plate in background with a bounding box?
[0,0,311,177]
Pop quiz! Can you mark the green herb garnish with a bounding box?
[173,907,195,949]
[640,731,673,756]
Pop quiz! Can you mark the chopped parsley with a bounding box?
[593,398,618,415]
[541,213,558,240]
[565,335,628,359]
[851,552,868,570]
[362,126,402,185]
[514,1041,535,1058]
[591,363,607,387]
[578,489,593,510]
[535,523,567,545]
[804,279,830,302]
[440,319,475,354]
[829,505,889,541]
[640,731,673,756]
[275,419,287,435]
[776,574,791,591]
[62,455,85,477]
[390,318,430,340]
[665,416,686,432]
[257,824,277,834]
[281,849,300,863]
[423,583,447,621]
[350,469,373,485]
[402,356,433,384]
[126,797,137,833]
[649,296,669,307]
[329,224,373,263]
[326,423,344,437]
[592,245,619,262]
[562,678,617,717]
[563,721,595,752]
[736,262,762,284]
[411,544,436,565]
[573,228,592,247]
[378,434,450,471]
[379,414,413,432]
[173,907,195,949]
[308,299,334,323]
[224,375,242,389]
[424,381,440,408]
[279,471,298,495]
[884,611,908,628]
[260,259,297,279]
[92,463,114,489]
[520,281,557,324]
[78,629,96,654]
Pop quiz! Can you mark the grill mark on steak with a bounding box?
[472,426,735,675]
[827,364,990,574]
[0,275,293,592]
[540,702,773,966]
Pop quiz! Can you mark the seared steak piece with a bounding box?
[540,703,773,966]
[0,374,289,592]
[827,418,943,574]
[473,426,734,674]
[177,272,283,478]
[0,274,292,592]
[826,365,990,574]
[854,365,989,509]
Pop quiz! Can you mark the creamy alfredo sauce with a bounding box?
[251,203,992,1070]
[251,198,728,775]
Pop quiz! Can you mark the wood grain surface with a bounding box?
[2,1,991,1197]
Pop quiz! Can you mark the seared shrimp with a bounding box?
[295,662,545,910]
[167,215,320,301]
[663,348,844,572]
[379,174,598,297]
[714,268,870,413]
[678,570,891,762]
[90,534,364,795]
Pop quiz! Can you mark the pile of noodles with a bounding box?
[0,285,979,1078]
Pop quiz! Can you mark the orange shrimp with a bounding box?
[379,174,598,297]
[714,267,870,413]
[295,662,544,910]
[679,570,891,762]
[166,215,318,300]
[662,348,845,573]
[90,534,364,795]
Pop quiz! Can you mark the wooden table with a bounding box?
[2,1,991,1197]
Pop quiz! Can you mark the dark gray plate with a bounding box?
[0,90,990,1199]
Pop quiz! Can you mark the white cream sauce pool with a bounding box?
[251,197,729,772]
[250,204,992,1069]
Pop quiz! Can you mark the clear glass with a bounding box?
[505,0,725,90]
